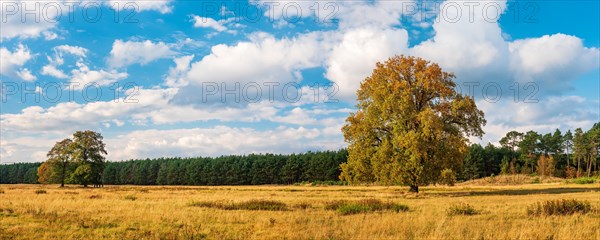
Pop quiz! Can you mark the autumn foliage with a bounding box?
[37,131,107,187]
[340,55,486,192]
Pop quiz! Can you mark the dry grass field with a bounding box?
[1,181,599,240]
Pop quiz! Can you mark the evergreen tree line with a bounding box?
[101,150,347,185]
[1,150,348,185]
[0,163,40,184]
[462,123,600,180]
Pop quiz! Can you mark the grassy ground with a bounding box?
[1,183,599,239]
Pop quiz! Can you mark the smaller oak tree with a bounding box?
[38,131,107,187]
[41,139,74,187]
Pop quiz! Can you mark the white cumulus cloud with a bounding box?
[105,126,332,160]
[191,16,228,32]
[41,65,68,79]
[0,1,71,40]
[108,40,174,68]
[69,62,128,89]
[326,27,409,100]
[174,31,331,105]
[0,44,33,77]
[508,34,599,92]
[107,0,174,14]
[17,68,37,81]
[55,45,88,58]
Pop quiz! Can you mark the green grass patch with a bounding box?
[124,195,138,201]
[566,177,597,184]
[325,199,409,215]
[190,199,288,211]
[390,204,410,212]
[311,181,348,186]
[527,199,591,216]
[229,200,287,211]
[294,181,348,186]
[447,203,479,216]
[338,204,371,215]
[324,200,348,210]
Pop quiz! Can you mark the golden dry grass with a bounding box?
[458,174,564,186]
[1,183,599,240]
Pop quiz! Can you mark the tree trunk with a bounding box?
[567,146,571,166]
[577,158,581,177]
[60,163,65,188]
[510,159,516,175]
[409,185,418,193]
[587,156,592,177]
[531,161,534,174]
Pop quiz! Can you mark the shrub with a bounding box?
[390,204,410,213]
[35,190,47,194]
[311,181,348,186]
[537,155,555,176]
[326,199,409,215]
[358,198,387,211]
[486,174,497,184]
[567,177,596,184]
[527,199,591,216]
[325,200,348,210]
[565,166,578,179]
[440,169,456,186]
[338,204,371,215]
[293,181,311,186]
[124,195,138,201]
[447,203,479,216]
[231,200,287,211]
[294,202,312,210]
[294,181,348,186]
[190,199,288,211]
[531,177,541,184]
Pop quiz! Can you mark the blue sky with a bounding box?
[1,0,599,163]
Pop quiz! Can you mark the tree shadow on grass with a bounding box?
[427,187,600,197]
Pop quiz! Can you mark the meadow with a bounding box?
[1,179,599,239]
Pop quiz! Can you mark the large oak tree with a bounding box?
[340,55,485,192]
